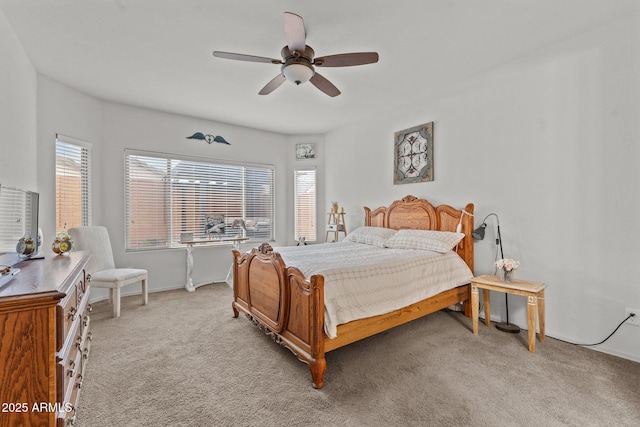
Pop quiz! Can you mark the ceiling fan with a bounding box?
[212,12,379,97]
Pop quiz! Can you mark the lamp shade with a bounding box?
[282,63,314,85]
[471,223,487,240]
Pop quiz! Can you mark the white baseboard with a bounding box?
[88,280,224,304]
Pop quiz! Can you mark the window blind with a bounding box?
[0,185,36,254]
[124,150,275,251]
[55,135,92,232]
[294,168,316,241]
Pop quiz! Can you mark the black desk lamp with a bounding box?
[472,213,520,334]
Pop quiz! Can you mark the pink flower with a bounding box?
[495,258,520,272]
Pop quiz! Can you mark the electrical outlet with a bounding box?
[625,308,640,326]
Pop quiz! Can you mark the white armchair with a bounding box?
[68,226,148,318]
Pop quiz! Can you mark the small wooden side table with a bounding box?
[325,211,347,242]
[471,274,546,352]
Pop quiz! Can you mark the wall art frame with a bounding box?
[296,143,316,160]
[394,122,434,184]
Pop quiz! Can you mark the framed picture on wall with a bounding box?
[296,143,316,159]
[394,122,434,184]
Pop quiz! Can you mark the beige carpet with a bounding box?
[76,283,640,427]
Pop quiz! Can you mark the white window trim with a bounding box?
[294,167,317,242]
[55,134,92,231]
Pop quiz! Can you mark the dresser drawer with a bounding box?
[58,282,90,348]
[57,285,78,352]
[57,322,81,404]
[56,347,82,427]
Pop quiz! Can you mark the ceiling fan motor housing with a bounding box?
[281,45,315,84]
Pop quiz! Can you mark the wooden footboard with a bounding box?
[232,243,327,388]
[232,243,471,389]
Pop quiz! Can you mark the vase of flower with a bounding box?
[495,258,520,282]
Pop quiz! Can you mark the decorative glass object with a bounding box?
[502,269,514,282]
[52,231,73,255]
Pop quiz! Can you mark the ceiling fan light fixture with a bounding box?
[282,63,314,85]
[213,12,378,96]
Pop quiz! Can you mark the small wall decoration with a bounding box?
[394,122,434,184]
[187,132,231,145]
[296,143,316,159]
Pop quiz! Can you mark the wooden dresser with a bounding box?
[0,251,91,427]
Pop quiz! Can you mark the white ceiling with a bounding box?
[1,0,638,135]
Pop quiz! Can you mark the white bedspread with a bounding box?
[275,242,473,339]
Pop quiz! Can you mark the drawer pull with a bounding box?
[88,331,93,341]
[82,315,89,326]
[68,359,76,369]
[68,307,77,321]
[87,304,93,313]
[66,407,77,426]
[86,273,91,283]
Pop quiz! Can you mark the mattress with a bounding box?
[275,241,473,338]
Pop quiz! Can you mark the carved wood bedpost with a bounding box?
[231,249,241,318]
[309,274,326,389]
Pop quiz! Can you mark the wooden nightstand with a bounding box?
[471,274,546,352]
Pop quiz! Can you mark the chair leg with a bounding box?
[141,279,148,306]
[109,288,114,305]
[113,288,121,318]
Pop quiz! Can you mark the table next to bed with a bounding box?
[471,274,546,352]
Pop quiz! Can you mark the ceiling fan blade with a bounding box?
[315,52,379,67]
[213,51,281,64]
[258,74,287,95]
[284,12,306,54]
[310,72,341,97]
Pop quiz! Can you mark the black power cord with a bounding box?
[447,308,634,347]
[557,313,635,347]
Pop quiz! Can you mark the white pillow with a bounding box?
[344,226,397,247]
[384,229,465,253]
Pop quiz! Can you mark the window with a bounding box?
[294,168,316,242]
[55,135,92,232]
[124,150,275,251]
[0,185,38,255]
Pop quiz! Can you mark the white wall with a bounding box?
[324,14,640,361]
[0,8,36,190]
[0,9,37,266]
[37,76,103,250]
[36,77,321,300]
[99,102,293,296]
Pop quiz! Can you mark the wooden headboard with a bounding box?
[364,195,474,273]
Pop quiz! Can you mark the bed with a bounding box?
[231,195,475,389]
